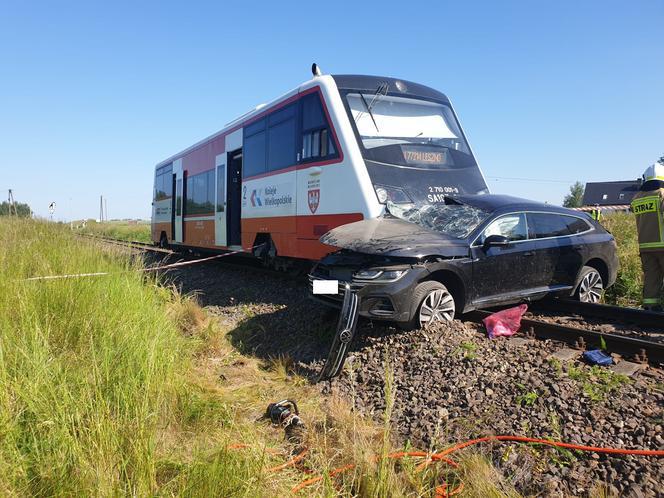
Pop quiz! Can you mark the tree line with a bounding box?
[0,201,32,217]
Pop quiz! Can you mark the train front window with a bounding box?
[345,93,469,154]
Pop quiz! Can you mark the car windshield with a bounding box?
[387,201,490,239]
[345,93,470,154]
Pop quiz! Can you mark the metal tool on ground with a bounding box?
[318,284,360,381]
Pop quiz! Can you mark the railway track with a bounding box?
[469,300,664,366]
[84,234,664,366]
[81,234,303,279]
[78,234,173,254]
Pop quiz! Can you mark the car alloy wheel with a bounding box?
[578,269,603,303]
[419,288,455,326]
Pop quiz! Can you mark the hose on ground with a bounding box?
[231,435,664,497]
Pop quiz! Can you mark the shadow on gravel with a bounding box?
[155,255,407,382]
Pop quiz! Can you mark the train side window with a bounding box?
[301,92,336,162]
[216,165,225,212]
[154,164,173,200]
[243,118,267,178]
[185,170,215,215]
[175,179,182,216]
[267,103,297,171]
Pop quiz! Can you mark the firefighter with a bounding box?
[590,204,602,221]
[631,162,664,311]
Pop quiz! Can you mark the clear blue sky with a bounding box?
[1,0,662,220]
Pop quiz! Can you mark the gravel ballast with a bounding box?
[165,258,663,497]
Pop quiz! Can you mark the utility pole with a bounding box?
[8,189,17,216]
[99,195,104,222]
[104,197,108,222]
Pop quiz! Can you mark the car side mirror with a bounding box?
[483,234,510,250]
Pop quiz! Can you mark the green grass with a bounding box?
[566,364,630,402]
[600,212,644,306]
[0,218,289,496]
[0,218,183,495]
[78,220,152,243]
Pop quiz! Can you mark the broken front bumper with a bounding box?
[308,264,427,323]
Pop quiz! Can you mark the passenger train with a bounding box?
[151,65,489,265]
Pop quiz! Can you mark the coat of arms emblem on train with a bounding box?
[308,189,320,214]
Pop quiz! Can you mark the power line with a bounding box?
[487,176,578,184]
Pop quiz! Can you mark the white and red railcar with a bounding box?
[151,70,489,262]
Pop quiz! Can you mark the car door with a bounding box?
[470,212,538,305]
[525,212,586,289]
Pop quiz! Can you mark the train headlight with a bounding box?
[373,185,412,204]
[375,187,389,203]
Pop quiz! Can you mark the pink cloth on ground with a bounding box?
[483,304,528,338]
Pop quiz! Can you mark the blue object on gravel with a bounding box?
[583,349,613,366]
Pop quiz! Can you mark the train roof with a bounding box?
[155,73,452,169]
[331,74,450,104]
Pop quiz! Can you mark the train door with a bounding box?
[227,150,242,246]
[173,159,184,243]
[214,153,227,246]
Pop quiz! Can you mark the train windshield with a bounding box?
[345,93,470,154]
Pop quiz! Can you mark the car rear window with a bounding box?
[566,216,592,234]
[527,213,590,239]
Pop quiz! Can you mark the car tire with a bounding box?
[574,266,604,303]
[400,280,456,330]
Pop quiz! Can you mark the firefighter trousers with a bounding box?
[640,251,664,305]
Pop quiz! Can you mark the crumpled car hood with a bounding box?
[320,216,469,258]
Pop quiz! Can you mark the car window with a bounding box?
[481,213,528,242]
[527,213,574,239]
[565,216,592,234]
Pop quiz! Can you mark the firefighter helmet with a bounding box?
[643,162,664,182]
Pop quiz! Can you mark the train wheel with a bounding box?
[254,238,277,268]
[158,232,169,249]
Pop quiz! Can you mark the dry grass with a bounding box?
[456,453,521,497]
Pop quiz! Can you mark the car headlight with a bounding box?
[373,184,412,204]
[353,269,408,282]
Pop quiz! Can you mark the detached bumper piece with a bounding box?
[318,284,360,381]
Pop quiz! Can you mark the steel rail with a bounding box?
[78,234,173,254]
[84,234,307,280]
[466,310,664,365]
[532,299,664,329]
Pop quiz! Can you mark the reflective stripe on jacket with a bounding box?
[631,188,664,251]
